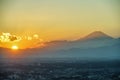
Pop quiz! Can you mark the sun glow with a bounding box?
[11,45,19,50]
[0,32,44,49]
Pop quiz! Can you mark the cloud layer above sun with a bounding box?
[0,32,44,49]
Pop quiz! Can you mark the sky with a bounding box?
[0,0,120,49]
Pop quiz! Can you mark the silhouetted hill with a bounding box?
[34,42,120,60]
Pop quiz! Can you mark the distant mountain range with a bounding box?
[43,31,119,50]
[0,31,120,61]
[32,31,119,60]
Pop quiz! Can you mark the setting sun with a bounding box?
[11,45,19,50]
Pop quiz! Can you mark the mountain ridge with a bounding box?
[76,31,113,41]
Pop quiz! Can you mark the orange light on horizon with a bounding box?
[11,45,19,50]
[0,32,44,49]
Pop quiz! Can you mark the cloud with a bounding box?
[0,32,19,42]
[9,36,18,41]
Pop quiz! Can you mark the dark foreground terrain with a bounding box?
[0,60,120,80]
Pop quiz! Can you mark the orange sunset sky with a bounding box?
[0,0,120,49]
